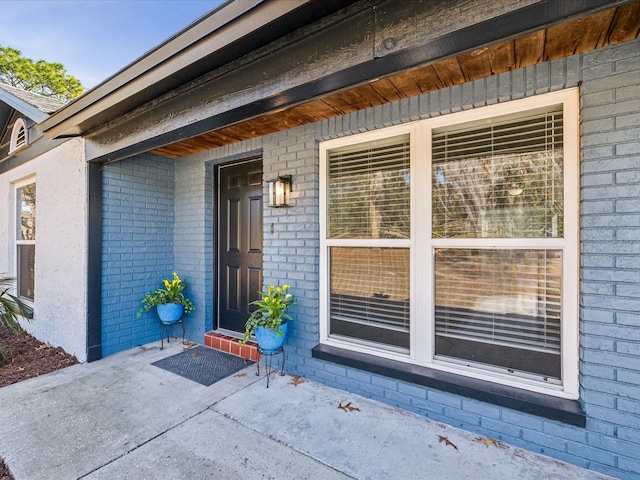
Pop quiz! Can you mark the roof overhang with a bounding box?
[39,0,639,163]
[0,87,49,124]
[38,0,360,139]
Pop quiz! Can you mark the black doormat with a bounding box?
[152,346,252,386]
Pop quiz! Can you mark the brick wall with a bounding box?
[171,39,639,479]
[102,154,175,355]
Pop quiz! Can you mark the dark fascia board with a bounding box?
[0,134,68,174]
[85,0,633,164]
[0,88,48,124]
[38,0,361,140]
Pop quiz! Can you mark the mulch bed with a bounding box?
[0,330,78,388]
[0,329,79,479]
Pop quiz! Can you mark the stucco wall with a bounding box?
[169,38,640,479]
[0,138,88,361]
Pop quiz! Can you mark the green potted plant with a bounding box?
[0,275,34,364]
[137,272,194,324]
[239,284,295,352]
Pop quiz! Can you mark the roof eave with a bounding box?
[39,0,357,140]
[0,88,49,123]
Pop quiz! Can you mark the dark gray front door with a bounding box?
[218,159,263,332]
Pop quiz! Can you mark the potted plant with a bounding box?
[0,275,33,364]
[136,272,194,325]
[239,284,295,352]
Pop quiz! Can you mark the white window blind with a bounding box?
[434,248,562,378]
[432,109,564,239]
[327,134,410,239]
[329,247,410,349]
[320,90,578,394]
[431,106,566,380]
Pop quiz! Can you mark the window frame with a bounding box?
[14,176,36,302]
[320,123,419,364]
[319,89,579,399]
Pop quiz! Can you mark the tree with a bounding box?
[0,46,83,103]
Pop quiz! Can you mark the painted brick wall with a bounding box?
[172,39,639,479]
[102,154,176,355]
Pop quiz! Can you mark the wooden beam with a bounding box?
[87,0,637,162]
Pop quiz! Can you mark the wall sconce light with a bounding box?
[268,175,292,207]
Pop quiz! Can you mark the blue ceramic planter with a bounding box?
[157,303,184,325]
[255,320,288,353]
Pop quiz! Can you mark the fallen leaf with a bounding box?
[474,437,500,448]
[183,340,198,347]
[190,352,197,357]
[437,435,458,450]
[338,401,360,412]
[138,346,147,351]
[290,375,305,387]
[234,372,247,377]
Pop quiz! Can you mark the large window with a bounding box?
[16,180,36,301]
[320,90,578,398]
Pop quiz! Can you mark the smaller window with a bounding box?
[9,118,28,153]
[16,181,36,300]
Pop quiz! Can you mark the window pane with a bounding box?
[328,135,410,239]
[17,183,36,241]
[329,247,409,350]
[434,248,561,379]
[432,109,563,239]
[17,244,35,300]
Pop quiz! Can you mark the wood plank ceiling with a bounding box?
[150,2,640,158]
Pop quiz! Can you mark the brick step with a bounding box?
[204,331,260,362]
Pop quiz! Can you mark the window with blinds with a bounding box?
[329,247,410,349]
[325,133,411,351]
[320,90,577,395]
[431,105,566,380]
[434,249,562,379]
[432,108,563,239]
[327,134,410,239]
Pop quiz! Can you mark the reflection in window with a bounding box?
[329,247,410,350]
[328,135,410,239]
[16,182,36,300]
[434,248,562,380]
[432,109,563,239]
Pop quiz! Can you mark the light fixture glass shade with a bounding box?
[268,175,291,207]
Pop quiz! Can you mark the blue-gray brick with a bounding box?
[101,37,640,480]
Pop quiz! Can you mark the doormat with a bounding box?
[152,346,252,386]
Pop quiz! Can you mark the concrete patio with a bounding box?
[0,341,612,479]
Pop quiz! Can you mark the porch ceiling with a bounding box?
[150,2,639,159]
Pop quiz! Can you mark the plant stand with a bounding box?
[256,346,285,388]
[160,318,185,350]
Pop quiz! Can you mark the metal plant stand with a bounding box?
[256,346,285,388]
[160,318,185,350]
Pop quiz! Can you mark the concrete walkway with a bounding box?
[0,341,612,480]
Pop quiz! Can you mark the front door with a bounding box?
[217,159,263,332]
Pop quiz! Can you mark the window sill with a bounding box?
[312,343,586,427]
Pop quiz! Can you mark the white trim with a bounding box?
[13,176,36,302]
[318,89,580,399]
[9,118,28,154]
[319,123,416,346]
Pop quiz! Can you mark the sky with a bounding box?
[0,0,224,90]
